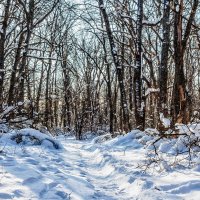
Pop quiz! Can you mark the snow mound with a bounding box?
[0,128,63,149]
[105,130,143,148]
[92,133,112,144]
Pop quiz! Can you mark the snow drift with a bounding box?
[0,128,62,149]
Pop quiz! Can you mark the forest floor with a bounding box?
[0,128,199,200]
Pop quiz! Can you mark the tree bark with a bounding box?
[7,33,24,105]
[159,0,171,115]
[134,0,145,130]
[18,0,35,103]
[0,0,11,109]
[99,0,130,132]
[172,0,198,124]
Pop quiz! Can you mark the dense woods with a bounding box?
[0,0,200,137]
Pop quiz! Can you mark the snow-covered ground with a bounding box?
[0,128,199,200]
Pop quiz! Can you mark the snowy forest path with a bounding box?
[61,138,135,200]
[0,136,137,200]
[0,136,199,200]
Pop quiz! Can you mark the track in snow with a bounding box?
[0,137,199,200]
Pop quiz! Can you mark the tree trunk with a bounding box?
[18,0,35,103]
[172,0,198,124]
[158,0,171,130]
[159,0,171,111]
[0,0,11,109]
[62,51,71,129]
[45,50,53,128]
[8,33,24,105]
[99,0,130,132]
[134,0,145,130]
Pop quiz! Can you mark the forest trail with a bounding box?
[0,136,199,200]
[0,137,137,200]
[64,139,136,200]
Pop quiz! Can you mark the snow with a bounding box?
[145,88,160,96]
[17,101,24,106]
[0,128,63,149]
[176,5,180,12]
[142,17,161,25]
[160,113,171,128]
[0,128,199,199]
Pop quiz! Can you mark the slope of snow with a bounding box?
[0,128,63,149]
[0,128,199,199]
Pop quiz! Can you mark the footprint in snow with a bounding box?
[48,182,59,189]
[13,189,23,198]
[22,177,40,185]
[93,191,116,200]
[50,167,62,174]
[51,158,63,163]
[39,166,48,171]
[20,154,30,157]
[0,193,12,199]
[40,183,68,199]
[160,180,200,194]
[39,184,48,198]
[80,171,87,177]
[2,161,16,166]
[128,176,135,184]
[25,158,39,165]
[56,191,69,199]
[78,163,86,167]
